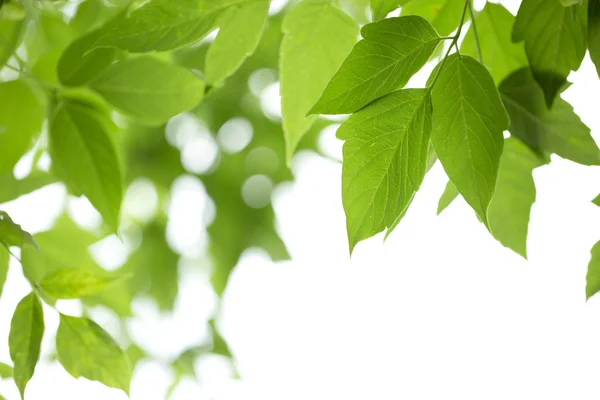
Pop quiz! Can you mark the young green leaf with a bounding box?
[0,1,25,68]
[400,0,466,36]
[586,240,600,299]
[49,100,123,231]
[589,0,600,77]
[499,68,600,166]
[429,54,509,227]
[90,56,205,125]
[513,0,587,107]
[337,89,432,252]
[40,269,125,299]
[461,3,528,84]
[0,79,45,176]
[0,246,8,299]
[205,0,269,86]
[58,32,118,87]
[280,0,358,164]
[487,138,546,258]
[89,0,223,53]
[0,362,12,379]
[437,180,459,215]
[9,292,44,399]
[56,314,131,394]
[0,211,37,250]
[310,16,442,115]
[370,0,402,21]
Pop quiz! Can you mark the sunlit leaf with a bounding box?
[40,269,125,299]
[437,180,459,215]
[280,0,358,163]
[56,314,131,394]
[401,0,467,36]
[0,362,12,379]
[9,292,44,399]
[311,16,441,115]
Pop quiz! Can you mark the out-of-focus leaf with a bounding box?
[49,99,123,232]
[401,0,467,36]
[586,240,600,299]
[0,170,56,204]
[40,269,126,299]
[58,32,118,87]
[56,314,131,394]
[0,362,12,379]
[0,247,8,299]
[205,0,269,86]
[90,56,205,125]
[24,11,72,63]
[370,0,401,20]
[9,292,44,399]
[593,192,600,206]
[71,0,126,34]
[0,79,45,176]
[589,0,600,77]
[280,0,358,163]
[0,211,37,250]
[0,1,25,68]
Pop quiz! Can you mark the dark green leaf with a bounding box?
[280,0,359,163]
[499,68,600,165]
[587,240,600,299]
[437,180,459,215]
[9,292,44,399]
[487,138,546,258]
[310,16,442,115]
[0,211,37,250]
[90,56,205,125]
[430,54,509,227]
[49,100,123,231]
[461,3,528,84]
[56,314,131,394]
[40,269,125,299]
[513,0,587,107]
[0,1,25,68]
[589,0,600,77]
[205,0,269,85]
[0,79,45,176]
[0,362,12,379]
[336,89,432,252]
[89,0,224,53]
[400,0,467,36]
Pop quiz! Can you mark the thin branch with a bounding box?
[467,0,482,63]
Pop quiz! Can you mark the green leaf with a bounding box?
[487,138,546,258]
[24,11,73,64]
[461,3,528,84]
[58,32,118,87]
[429,54,509,227]
[561,0,582,5]
[0,211,37,250]
[337,89,432,252]
[437,180,459,215]
[310,16,442,115]
[40,269,125,299]
[589,0,600,77]
[89,0,224,53]
[9,292,44,399]
[499,68,600,165]
[512,0,587,107]
[0,1,25,68]
[49,100,123,231]
[90,56,205,125]
[0,246,8,299]
[586,240,600,299]
[400,0,467,36]
[205,0,269,85]
[0,170,55,204]
[0,362,12,379]
[280,0,359,163]
[71,0,126,35]
[370,0,401,20]
[593,192,600,206]
[56,314,131,394]
[0,79,45,176]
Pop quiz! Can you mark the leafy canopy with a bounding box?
[0,0,600,397]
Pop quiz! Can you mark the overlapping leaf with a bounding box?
[430,54,508,227]
[400,0,466,36]
[513,0,587,106]
[499,68,600,165]
[589,0,600,77]
[310,16,442,115]
[337,89,432,252]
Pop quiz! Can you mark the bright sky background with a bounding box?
[3,0,600,399]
